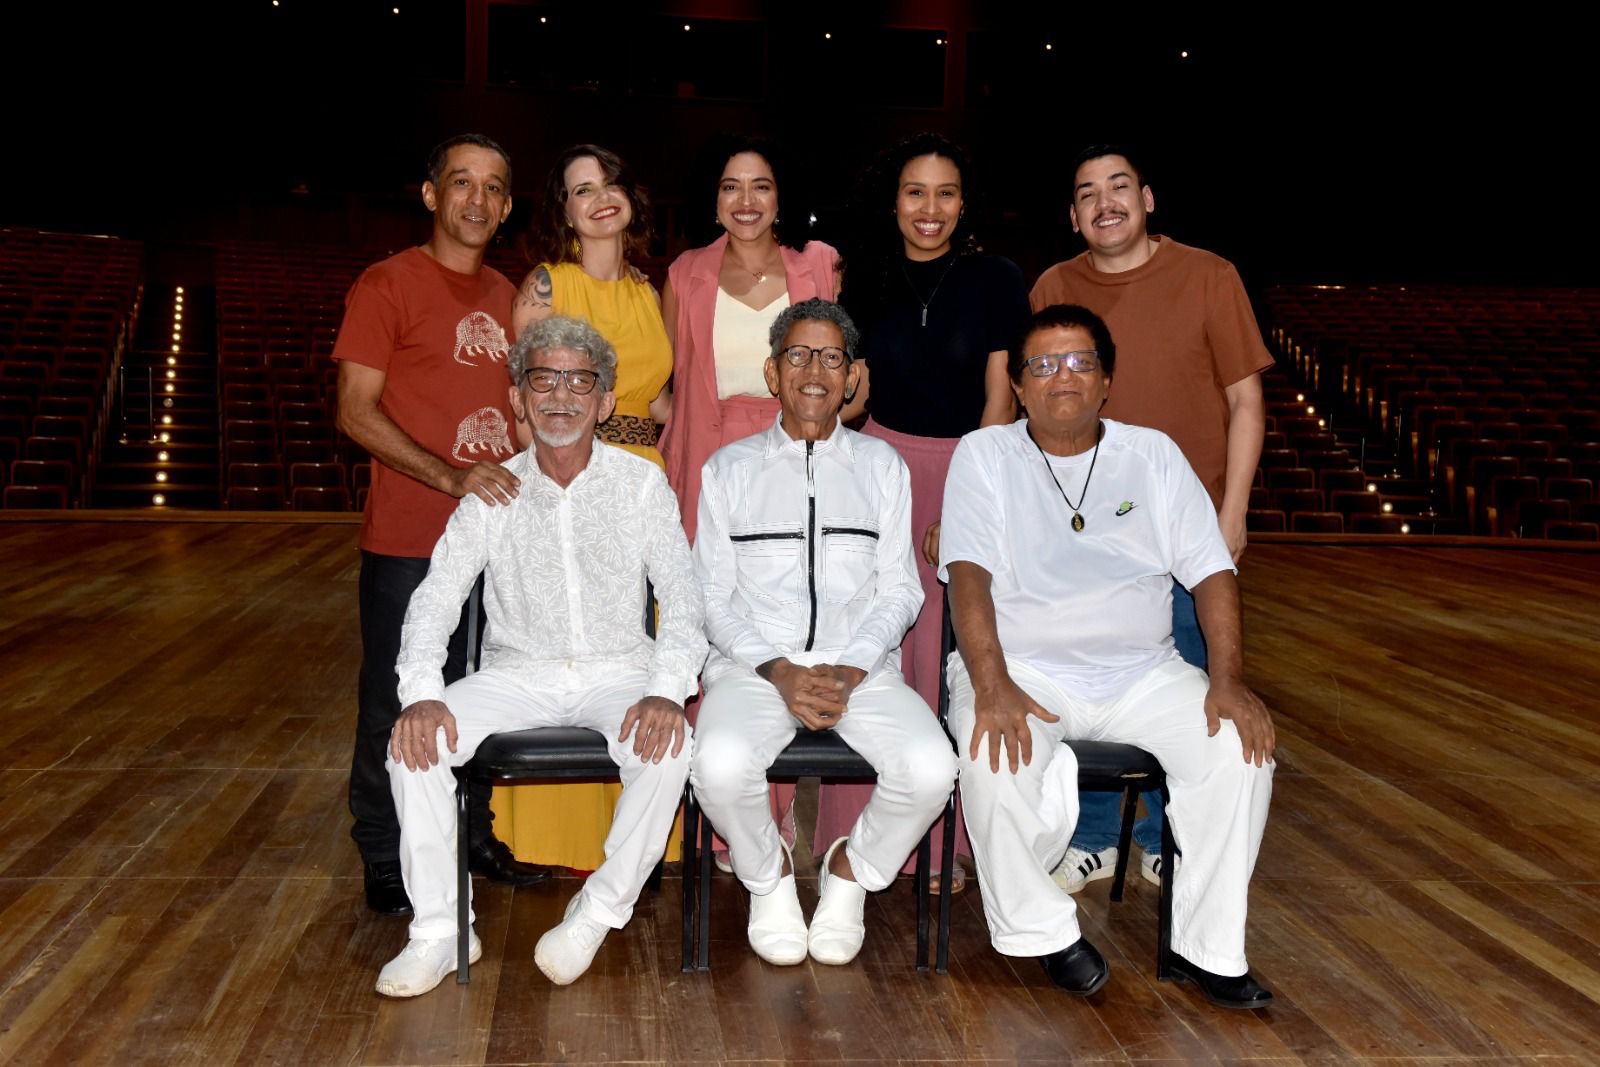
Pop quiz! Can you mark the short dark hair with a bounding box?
[1071,143,1147,189]
[1011,304,1117,382]
[689,133,814,251]
[526,144,654,267]
[768,298,861,361]
[426,134,512,190]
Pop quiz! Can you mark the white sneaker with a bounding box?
[747,840,807,965]
[375,929,482,998]
[534,892,609,985]
[1141,850,1179,887]
[808,837,867,966]
[1051,846,1118,894]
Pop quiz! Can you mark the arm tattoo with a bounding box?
[515,266,554,311]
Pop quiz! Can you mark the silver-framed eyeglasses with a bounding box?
[523,366,600,394]
[1023,350,1100,377]
[779,344,850,370]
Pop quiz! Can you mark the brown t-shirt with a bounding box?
[1029,237,1272,509]
[332,247,518,557]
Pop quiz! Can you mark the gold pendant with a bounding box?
[1071,513,1085,532]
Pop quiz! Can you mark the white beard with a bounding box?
[533,423,588,449]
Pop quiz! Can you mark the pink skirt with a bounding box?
[813,419,970,869]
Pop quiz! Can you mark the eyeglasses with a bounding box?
[1023,350,1100,377]
[523,366,600,394]
[779,345,850,370]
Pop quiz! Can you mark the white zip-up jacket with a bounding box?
[694,415,923,685]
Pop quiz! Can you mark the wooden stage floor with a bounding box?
[0,519,1596,1066]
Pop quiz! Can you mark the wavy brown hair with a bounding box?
[526,143,655,267]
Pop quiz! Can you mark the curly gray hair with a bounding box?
[508,315,618,391]
[767,298,861,361]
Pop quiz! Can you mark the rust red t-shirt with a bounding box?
[332,247,518,557]
[1029,237,1273,510]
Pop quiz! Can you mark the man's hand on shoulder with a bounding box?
[971,676,1060,774]
[447,461,520,505]
[618,696,688,764]
[390,699,458,771]
[1204,678,1275,766]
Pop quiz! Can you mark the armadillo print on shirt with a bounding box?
[453,311,510,366]
[453,407,513,464]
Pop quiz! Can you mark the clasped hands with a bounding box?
[761,659,867,731]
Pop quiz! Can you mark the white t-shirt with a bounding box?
[713,287,789,400]
[938,419,1234,702]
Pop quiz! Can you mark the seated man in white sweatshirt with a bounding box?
[690,298,957,967]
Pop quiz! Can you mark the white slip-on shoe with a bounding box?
[808,837,867,966]
[747,839,807,965]
[1051,845,1117,894]
[534,892,609,986]
[375,929,482,998]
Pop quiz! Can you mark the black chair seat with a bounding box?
[768,729,882,780]
[468,728,617,779]
[1067,740,1164,783]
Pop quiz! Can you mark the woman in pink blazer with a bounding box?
[660,135,844,544]
[659,136,842,865]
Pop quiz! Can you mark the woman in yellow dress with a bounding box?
[497,143,676,870]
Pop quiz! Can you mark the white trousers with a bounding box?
[388,667,690,941]
[948,655,1272,975]
[690,667,957,894]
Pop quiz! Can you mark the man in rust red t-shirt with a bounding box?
[333,134,552,913]
[1029,144,1272,894]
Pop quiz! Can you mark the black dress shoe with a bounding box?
[467,836,558,886]
[1169,953,1275,1009]
[364,860,413,915]
[1039,937,1110,995]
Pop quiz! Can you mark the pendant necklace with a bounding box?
[1027,420,1102,533]
[900,254,958,326]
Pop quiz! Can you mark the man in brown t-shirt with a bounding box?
[333,134,553,913]
[1029,144,1271,890]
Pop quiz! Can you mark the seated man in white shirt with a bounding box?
[378,315,706,997]
[940,303,1276,1008]
[690,298,958,967]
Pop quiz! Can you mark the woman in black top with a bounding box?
[818,134,1030,892]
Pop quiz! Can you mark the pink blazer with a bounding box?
[659,234,840,542]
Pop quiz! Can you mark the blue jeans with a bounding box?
[1068,582,1206,854]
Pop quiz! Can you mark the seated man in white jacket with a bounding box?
[378,315,706,997]
[690,298,958,967]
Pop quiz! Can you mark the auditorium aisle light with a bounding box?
[1400,523,1411,534]
[153,494,166,506]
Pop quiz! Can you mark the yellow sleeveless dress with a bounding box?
[489,260,680,869]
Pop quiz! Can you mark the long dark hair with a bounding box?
[526,143,655,267]
[839,132,985,323]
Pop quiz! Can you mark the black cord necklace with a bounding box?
[899,253,958,327]
[1026,420,1102,533]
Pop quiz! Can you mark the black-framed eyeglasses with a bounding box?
[1023,350,1100,377]
[522,366,600,394]
[779,345,850,370]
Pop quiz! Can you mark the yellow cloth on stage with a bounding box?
[491,260,679,870]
